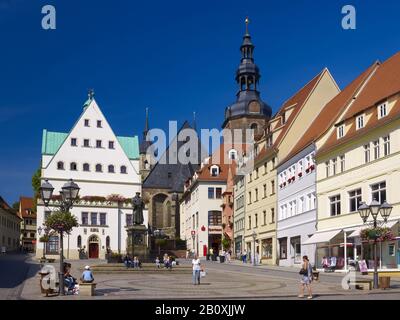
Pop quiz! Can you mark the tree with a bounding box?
[31,167,41,213]
[44,211,78,234]
[12,202,20,211]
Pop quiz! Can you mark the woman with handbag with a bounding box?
[192,254,201,285]
[298,255,313,299]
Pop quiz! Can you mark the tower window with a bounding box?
[120,166,127,174]
[97,120,102,128]
[109,141,115,149]
[57,161,64,170]
[84,119,90,127]
[71,138,77,147]
[108,165,115,173]
[83,163,90,172]
[95,164,102,172]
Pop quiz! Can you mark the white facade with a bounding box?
[277,145,317,267]
[36,98,144,260]
[181,181,226,258]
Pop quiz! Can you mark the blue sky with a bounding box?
[1,0,400,204]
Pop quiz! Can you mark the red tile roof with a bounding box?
[318,51,400,156]
[19,197,35,219]
[282,62,378,163]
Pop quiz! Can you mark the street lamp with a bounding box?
[39,178,80,296]
[251,230,257,266]
[358,199,393,289]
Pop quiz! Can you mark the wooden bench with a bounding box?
[349,280,373,290]
[79,282,96,296]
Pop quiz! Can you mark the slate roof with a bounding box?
[142,121,205,192]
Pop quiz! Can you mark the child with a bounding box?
[155,257,160,268]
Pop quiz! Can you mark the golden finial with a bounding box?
[245,17,250,34]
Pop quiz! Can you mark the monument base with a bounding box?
[126,224,149,262]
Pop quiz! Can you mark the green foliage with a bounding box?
[39,235,50,243]
[44,211,78,234]
[155,239,168,247]
[222,238,231,250]
[12,202,20,211]
[31,167,41,213]
[360,227,394,241]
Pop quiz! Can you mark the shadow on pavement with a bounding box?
[0,253,41,289]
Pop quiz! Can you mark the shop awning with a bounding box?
[348,220,399,238]
[303,230,342,245]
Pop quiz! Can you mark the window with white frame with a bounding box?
[298,196,305,213]
[383,136,390,156]
[306,194,312,211]
[378,102,388,119]
[330,195,341,216]
[311,193,316,210]
[356,114,365,130]
[337,124,345,139]
[364,144,371,163]
[371,182,386,204]
[332,158,337,175]
[298,160,303,176]
[349,189,362,213]
[325,161,330,178]
[210,165,219,177]
[340,155,345,173]
[373,140,380,160]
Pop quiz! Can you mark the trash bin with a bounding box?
[379,277,391,289]
[219,255,225,263]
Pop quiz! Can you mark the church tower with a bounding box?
[139,108,152,181]
[222,18,272,142]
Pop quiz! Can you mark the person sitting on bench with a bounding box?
[81,266,94,283]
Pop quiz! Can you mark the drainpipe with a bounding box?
[118,203,121,254]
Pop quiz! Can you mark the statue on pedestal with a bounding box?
[132,192,145,225]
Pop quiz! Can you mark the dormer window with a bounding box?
[356,114,365,130]
[337,124,345,139]
[229,149,238,160]
[210,165,220,177]
[378,102,388,119]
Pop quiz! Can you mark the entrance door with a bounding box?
[89,243,99,259]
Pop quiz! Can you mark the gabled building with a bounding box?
[310,52,400,271]
[180,144,242,257]
[279,60,377,268]
[18,197,36,252]
[0,197,21,252]
[36,93,142,260]
[243,68,340,265]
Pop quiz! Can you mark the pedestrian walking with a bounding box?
[298,255,313,299]
[242,250,247,263]
[192,254,201,285]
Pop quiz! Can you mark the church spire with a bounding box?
[140,108,151,155]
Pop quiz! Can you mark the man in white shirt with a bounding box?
[192,254,201,285]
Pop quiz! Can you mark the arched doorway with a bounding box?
[88,235,100,259]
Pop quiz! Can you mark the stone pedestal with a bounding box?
[126,224,149,261]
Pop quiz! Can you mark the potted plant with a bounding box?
[360,227,394,242]
[298,172,303,178]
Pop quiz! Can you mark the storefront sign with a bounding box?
[359,260,368,273]
[208,227,222,234]
[90,228,99,233]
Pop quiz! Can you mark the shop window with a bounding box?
[279,238,287,260]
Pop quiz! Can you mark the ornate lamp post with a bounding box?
[251,230,257,266]
[358,200,393,289]
[40,179,80,296]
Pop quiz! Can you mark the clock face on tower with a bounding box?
[248,101,261,114]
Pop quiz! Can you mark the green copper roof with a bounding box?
[41,130,68,155]
[117,136,139,160]
[42,130,139,160]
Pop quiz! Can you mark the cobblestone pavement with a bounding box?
[17,258,400,300]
